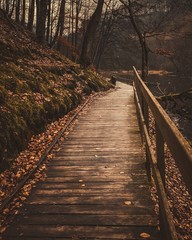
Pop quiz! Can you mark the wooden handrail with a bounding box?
[133,66,192,240]
[133,66,192,194]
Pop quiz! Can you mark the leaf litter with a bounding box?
[149,111,192,240]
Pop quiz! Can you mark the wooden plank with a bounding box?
[42,176,148,184]
[46,164,146,171]
[37,181,148,190]
[20,204,155,215]
[4,225,160,239]
[14,214,158,226]
[25,195,154,206]
[31,188,150,196]
[57,141,142,146]
[54,147,142,153]
[45,171,146,177]
[47,160,145,167]
[54,152,142,157]
[50,155,144,161]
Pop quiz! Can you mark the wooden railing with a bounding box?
[133,67,192,240]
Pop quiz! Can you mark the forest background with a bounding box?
[1,0,192,89]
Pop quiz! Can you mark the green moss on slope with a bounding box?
[0,14,113,170]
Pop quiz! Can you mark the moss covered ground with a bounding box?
[0,11,112,170]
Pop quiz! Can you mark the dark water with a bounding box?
[148,74,192,143]
[148,73,192,96]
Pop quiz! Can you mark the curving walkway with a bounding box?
[3,82,160,239]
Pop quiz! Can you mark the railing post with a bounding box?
[156,122,166,237]
[134,73,151,181]
[156,122,165,186]
[144,101,151,181]
[134,77,144,143]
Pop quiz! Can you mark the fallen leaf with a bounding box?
[3,208,9,214]
[16,172,21,178]
[140,232,151,238]
[124,201,132,206]
[14,210,19,215]
[20,196,26,201]
[0,227,6,234]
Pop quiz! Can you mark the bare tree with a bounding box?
[93,0,119,69]
[74,0,82,49]
[15,0,20,23]
[119,0,152,80]
[27,0,35,31]
[36,0,48,43]
[51,0,66,47]
[21,0,26,25]
[80,0,105,67]
[118,0,175,80]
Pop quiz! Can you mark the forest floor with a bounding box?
[149,113,192,240]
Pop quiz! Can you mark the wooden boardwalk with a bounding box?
[3,82,160,239]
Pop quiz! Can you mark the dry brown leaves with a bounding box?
[0,98,87,234]
[149,112,192,240]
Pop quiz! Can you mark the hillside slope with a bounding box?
[0,10,112,169]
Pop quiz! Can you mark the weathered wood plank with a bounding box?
[14,214,158,226]
[4,225,160,239]
[37,181,148,190]
[25,195,154,206]
[20,204,155,215]
[30,188,150,197]
[43,175,148,183]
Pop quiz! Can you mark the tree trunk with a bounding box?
[128,0,148,80]
[51,0,65,47]
[59,0,65,37]
[80,0,104,68]
[120,0,149,80]
[21,0,26,25]
[8,0,16,18]
[71,0,74,46]
[75,0,82,49]
[36,0,48,43]
[15,0,20,23]
[28,0,35,31]
[46,0,51,43]
[5,0,9,15]
[93,2,115,69]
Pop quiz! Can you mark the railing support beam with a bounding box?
[156,122,165,186]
